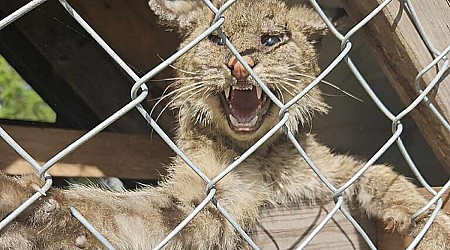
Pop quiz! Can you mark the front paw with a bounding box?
[381,210,450,250]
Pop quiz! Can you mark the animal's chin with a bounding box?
[219,82,272,134]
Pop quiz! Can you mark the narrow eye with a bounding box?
[261,35,283,47]
[208,34,226,46]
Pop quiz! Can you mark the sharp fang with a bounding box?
[229,114,239,127]
[224,87,230,99]
[256,86,262,99]
[250,116,258,127]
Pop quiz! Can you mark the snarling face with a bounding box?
[150,0,328,143]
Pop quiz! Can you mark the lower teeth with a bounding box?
[229,114,259,127]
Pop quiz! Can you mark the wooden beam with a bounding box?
[340,0,450,171]
[0,125,172,179]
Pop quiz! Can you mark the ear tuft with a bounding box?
[148,0,203,32]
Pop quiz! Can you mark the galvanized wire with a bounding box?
[0,0,448,249]
[70,207,116,250]
[0,0,48,29]
[153,189,217,250]
[0,173,52,230]
[295,197,343,250]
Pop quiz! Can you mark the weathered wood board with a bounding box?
[0,125,171,179]
[255,188,449,249]
[255,203,376,250]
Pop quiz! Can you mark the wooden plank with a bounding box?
[254,202,376,249]
[340,0,450,171]
[0,125,172,179]
[254,188,448,249]
[377,188,450,249]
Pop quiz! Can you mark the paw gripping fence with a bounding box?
[0,0,449,249]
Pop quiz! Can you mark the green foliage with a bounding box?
[0,56,56,123]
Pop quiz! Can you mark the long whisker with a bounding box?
[273,85,285,104]
[202,86,216,99]
[156,54,199,75]
[155,80,188,102]
[264,75,303,95]
[277,81,298,98]
[202,86,215,103]
[149,82,205,118]
[155,87,205,123]
[147,82,176,104]
[264,74,301,88]
[146,77,203,103]
[150,81,201,105]
[169,66,199,75]
[285,73,363,103]
[149,76,202,82]
[275,78,302,91]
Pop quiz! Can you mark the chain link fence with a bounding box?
[0,0,449,249]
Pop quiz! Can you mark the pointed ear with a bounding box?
[148,0,204,32]
[288,6,328,43]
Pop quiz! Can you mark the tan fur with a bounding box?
[1,0,449,249]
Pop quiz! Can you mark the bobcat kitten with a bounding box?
[0,0,449,249]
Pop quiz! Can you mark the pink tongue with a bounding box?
[229,88,260,122]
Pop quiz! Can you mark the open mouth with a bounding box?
[220,82,272,133]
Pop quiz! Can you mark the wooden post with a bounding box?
[340,0,450,172]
